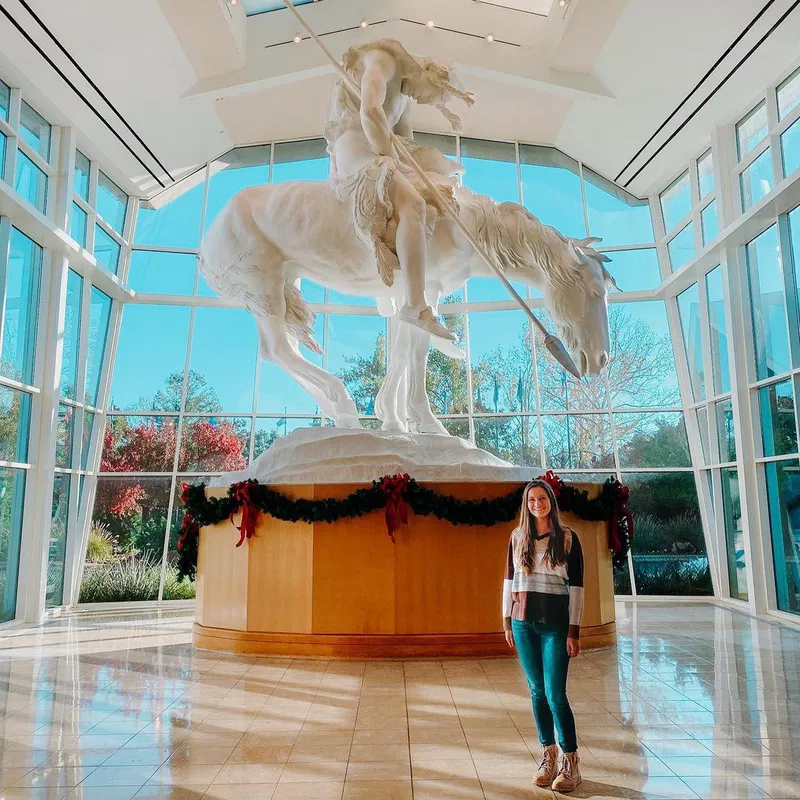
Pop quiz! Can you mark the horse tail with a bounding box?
[284,281,322,355]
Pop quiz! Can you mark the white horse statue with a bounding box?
[199,182,615,434]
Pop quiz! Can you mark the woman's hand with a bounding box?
[567,637,581,658]
[504,629,515,649]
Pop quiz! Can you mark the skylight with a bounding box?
[243,0,556,16]
[244,0,315,16]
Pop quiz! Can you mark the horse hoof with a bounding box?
[418,420,449,436]
[381,421,408,433]
[335,416,362,429]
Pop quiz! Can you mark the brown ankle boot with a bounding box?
[552,751,582,793]
[534,744,558,787]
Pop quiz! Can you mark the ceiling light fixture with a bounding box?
[558,0,567,6]
[360,20,368,28]
[293,34,302,43]
[426,19,435,28]
[485,34,494,42]
[230,0,238,5]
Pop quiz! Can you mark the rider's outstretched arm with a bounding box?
[359,51,398,159]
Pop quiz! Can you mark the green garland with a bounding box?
[176,472,633,580]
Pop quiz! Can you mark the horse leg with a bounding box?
[396,361,409,431]
[406,290,449,435]
[406,328,448,435]
[376,314,411,432]
[254,313,361,429]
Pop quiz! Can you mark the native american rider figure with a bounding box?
[324,39,474,343]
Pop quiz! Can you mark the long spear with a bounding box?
[280,0,581,378]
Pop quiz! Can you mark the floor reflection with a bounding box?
[0,602,798,798]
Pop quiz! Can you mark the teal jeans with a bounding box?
[511,618,577,752]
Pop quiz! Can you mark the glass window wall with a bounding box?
[79,135,703,602]
[0,56,786,619]
[0,228,42,621]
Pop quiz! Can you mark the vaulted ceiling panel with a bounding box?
[1,0,797,199]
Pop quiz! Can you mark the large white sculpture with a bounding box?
[199,39,614,435]
[325,39,473,345]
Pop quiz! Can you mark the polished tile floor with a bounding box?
[1,603,800,799]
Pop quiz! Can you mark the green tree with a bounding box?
[95,372,247,556]
[474,416,539,465]
[618,417,691,468]
[254,422,281,458]
[181,370,225,413]
[337,331,388,415]
[0,366,26,598]
[427,303,470,415]
[123,370,224,413]
[0,386,24,464]
[627,472,700,520]
[471,325,536,415]
[764,392,797,455]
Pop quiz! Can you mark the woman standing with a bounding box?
[502,479,584,792]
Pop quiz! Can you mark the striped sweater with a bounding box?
[502,528,584,639]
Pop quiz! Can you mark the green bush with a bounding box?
[99,511,169,556]
[163,569,196,600]
[79,554,162,603]
[86,523,115,562]
[614,564,632,595]
[79,555,195,603]
[634,512,705,554]
[45,560,64,601]
[627,473,700,519]
[633,557,713,596]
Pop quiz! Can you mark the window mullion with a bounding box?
[0,216,11,352]
[710,467,731,599]
[779,213,800,371]
[53,127,75,237]
[724,242,771,614]
[3,88,21,188]
[711,124,739,230]
[66,297,121,607]
[16,248,65,620]
[16,138,53,177]
[650,191,671,281]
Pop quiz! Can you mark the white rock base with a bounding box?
[210,427,535,486]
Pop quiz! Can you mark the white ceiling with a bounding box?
[0,0,798,200]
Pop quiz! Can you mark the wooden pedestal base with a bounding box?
[194,482,617,659]
[194,621,617,658]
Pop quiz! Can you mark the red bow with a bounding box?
[180,482,191,504]
[230,480,260,547]
[378,473,411,543]
[539,470,564,497]
[177,513,199,551]
[609,480,634,554]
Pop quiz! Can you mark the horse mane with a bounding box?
[460,188,582,291]
[458,187,599,350]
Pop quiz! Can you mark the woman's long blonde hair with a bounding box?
[515,480,568,574]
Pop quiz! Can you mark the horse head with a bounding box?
[491,203,616,377]
[551,235,616,376]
